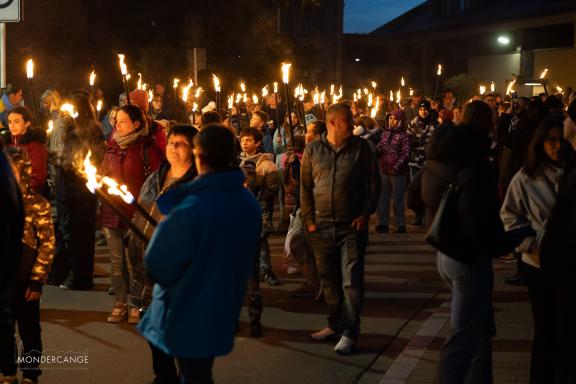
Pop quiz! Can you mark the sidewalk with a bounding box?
[379,258,532,384]
[5,228,533,383]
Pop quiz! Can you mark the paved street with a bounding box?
[21,227,532,384]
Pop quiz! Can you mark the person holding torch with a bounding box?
[100,104,164,323]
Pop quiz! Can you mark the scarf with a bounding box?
[113,124,149,149]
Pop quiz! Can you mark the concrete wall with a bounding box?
[468,53,521,95]
[534,48,576,91]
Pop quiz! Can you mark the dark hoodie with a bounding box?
[420,124,511,260]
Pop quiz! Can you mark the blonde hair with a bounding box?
[40,88,62,113]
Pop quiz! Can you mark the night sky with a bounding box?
[344,0,425,34]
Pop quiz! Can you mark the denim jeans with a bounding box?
[377,172,406,227]
[309,222,368,339]
[103,227,129,304]
[436,252,496,384]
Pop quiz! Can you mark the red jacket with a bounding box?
[9,128,48,193]
[100,135,164,229]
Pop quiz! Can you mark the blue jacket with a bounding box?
[138,169,261,358]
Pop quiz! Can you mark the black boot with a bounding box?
[250,321,262,338]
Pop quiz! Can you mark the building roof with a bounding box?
[370,0,576,36]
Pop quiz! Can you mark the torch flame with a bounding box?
[281,63,292,84]
[479,85,486,95]
[60,103,78,119]
[437,64,442,76]
[368,93,373,107]
[228,94,234,109]
[330,84,335,96]
[83,151,100,193]
[252,94,259,104]
[262,85,269,97]
[26,59,34,79]
[148,90,153,103]
[192,102,198,112]
[389,90,394,103]
[409,88,414,96]
[195,87,203,98]
[47,120,54,135]
[539,68,548,79]
[235,93,242,104]
[371,81,377,89]
[173,78,180,89]
[117,54,128,76]
[396,89,401,105]
[401,77,405,87]
[181,78,193,103]
[556,85,563,93]
[363,88,369,95]
[273,82,278,93]
[212,75,221,92]
[101,176,135,204]
[240,82,246,93]
[96,99,103,112]
[137,73,142,90]
[89,70,96,87]
[490,81,495,93]
[313,91,319,105]
[370,97,380,119]
[506,78,516,95]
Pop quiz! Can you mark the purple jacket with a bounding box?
[376,128,411,175]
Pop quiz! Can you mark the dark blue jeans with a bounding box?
[436,252,495,384]
[309,223,368,339]
[377,172,406,227]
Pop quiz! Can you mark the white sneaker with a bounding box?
[334,335,355,355]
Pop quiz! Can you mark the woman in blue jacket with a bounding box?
[138,125,261,384]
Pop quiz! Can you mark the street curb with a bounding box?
[378,300,451,383]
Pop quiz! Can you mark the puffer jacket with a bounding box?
[128,161,197,309]
[100,135,164,229]
[133,161,198,239]
[376,128,410,175]
[8,149,54,293]
[5,128,48,193]
[239,151,278,233]
[300,133,380,227]
[407,116,436,169]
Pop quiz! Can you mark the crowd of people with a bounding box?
[0,76,576,384]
